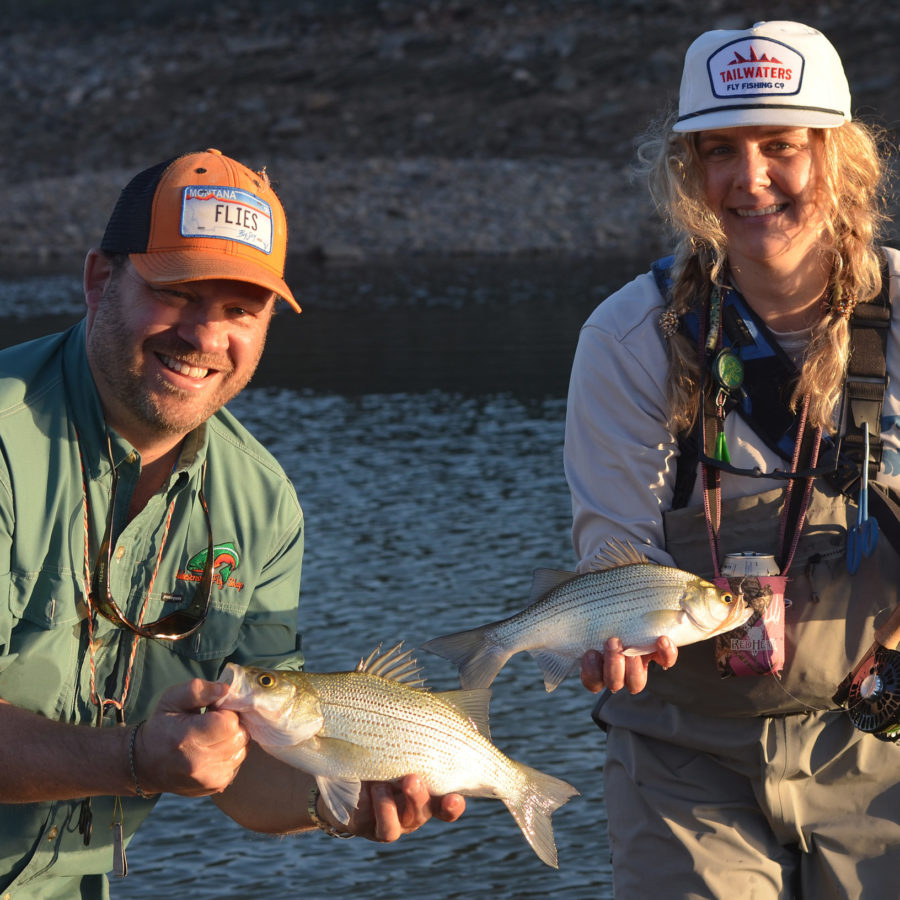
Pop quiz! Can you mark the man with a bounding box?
[0,149,464,898]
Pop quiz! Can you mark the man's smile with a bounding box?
[157,353,216,380]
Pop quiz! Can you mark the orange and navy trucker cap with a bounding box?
[100,148,300,312]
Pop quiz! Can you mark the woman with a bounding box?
[565,20,900,898]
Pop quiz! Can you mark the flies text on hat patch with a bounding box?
[180,186,274,254]
[707,37,803,99]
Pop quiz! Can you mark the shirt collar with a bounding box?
[63,319,209,482]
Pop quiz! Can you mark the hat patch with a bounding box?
[180,186,274,254]
[707,37,803,100]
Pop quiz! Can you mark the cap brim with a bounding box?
[673,106,849,133]
[129,250,301,313]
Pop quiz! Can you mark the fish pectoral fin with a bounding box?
[529,649,580,693]
[640,609,682,629]
[317,775,363,826]
[621,610,683,655]
[435,688,493,739]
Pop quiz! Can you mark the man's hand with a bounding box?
[581,636,678,695]
[341,775,466,842]
[137,679,249,797]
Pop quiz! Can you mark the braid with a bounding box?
[639,113,892,435]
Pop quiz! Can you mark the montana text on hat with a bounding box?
[673,20,851,133]
[100,148,300,312]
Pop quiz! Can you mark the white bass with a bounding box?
[423,540,753,691]
[216,644,578,868]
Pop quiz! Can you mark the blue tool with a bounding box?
[847,421,879,574]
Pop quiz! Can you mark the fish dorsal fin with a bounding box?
[355,641,428,689]
[435,688,493,740]
[529,568,579,602]
[593,537,650,570]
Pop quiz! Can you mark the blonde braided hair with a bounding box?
[638,111,892,435]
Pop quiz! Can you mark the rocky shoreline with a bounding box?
[1,1,898,276]
[0,156,664,276]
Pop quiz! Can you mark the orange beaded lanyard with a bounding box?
[79,471,176,720]
[76,432,175,852]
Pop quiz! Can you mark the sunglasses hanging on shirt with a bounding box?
[89,436,215,641]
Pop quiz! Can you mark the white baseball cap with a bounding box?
[673,20,851,133]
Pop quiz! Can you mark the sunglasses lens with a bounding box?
[90,462,214,642]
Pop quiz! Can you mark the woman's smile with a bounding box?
[699,125,824,272]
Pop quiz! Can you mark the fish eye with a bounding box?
[257,673,276,688]
[723,593,733,604]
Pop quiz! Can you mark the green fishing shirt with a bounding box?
[0,321,305,899]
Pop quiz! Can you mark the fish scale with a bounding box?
[423,544,754,692]
[216,646,578,868]
[500,565,710,641]
[310,673,514,788]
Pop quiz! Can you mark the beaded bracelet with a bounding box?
[307,784,354,838]
[128,721,158,800]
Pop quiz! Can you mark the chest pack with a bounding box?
[651,255,892,512]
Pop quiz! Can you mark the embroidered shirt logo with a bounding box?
[708,38,803,99]
[178,541,244,591]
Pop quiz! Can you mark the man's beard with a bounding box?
[86,279,262,438]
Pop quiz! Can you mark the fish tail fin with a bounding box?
[503,765,579,869]
[421,627,510,689]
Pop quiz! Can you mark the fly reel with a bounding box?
[834,605,900,742]
[844,646,900,742]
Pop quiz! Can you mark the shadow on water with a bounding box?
[261,255,628,398]
[0,254,645,900]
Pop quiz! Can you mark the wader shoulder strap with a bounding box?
[827,255,892,495]
[653,258,809,507]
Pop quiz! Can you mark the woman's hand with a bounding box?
[581,636,678,695]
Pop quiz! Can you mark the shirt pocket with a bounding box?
[165,591,248,662]
[1,570,83,718]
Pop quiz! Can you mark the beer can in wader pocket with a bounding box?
[721,552,780,578]
[714,552,787,678]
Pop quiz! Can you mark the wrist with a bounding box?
[128,721,159,800]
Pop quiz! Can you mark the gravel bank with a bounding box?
[1,157,660,274]
[1,1,897,274]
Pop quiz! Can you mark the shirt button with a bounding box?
[47,825,59,840]
[115,546,126,560]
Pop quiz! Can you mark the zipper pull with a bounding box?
[111,796,128,877]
